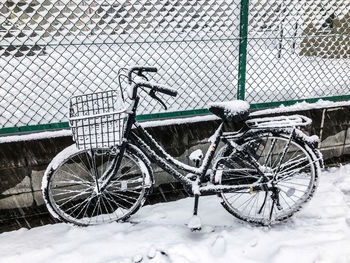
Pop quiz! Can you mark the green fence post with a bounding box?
[237,0,249,100]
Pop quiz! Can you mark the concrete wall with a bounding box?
[1,104,350,232]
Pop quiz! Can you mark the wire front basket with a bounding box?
[69,90,126,150]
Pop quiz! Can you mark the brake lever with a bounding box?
[149,89,167,110]
[137,70,149,81]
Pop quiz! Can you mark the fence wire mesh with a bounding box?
[0,0,240,130]
[0,0,349,132]
[246,0,350,104]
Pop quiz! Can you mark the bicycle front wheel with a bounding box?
[215,130,320,225]
[42,144,152,226]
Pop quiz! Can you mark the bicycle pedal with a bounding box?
[188,215,202,231]
[191,227,201,232]
[189,149,203,168]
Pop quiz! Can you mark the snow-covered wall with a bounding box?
[1,103,350,231]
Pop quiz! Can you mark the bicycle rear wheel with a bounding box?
[42,144,152,226]
[214,130,320,225]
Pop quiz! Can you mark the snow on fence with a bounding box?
[0,0,350,132]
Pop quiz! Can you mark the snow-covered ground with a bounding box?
[1,164,350,263]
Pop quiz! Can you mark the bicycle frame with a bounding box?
[99,96,266,195]
[130,121,221,190]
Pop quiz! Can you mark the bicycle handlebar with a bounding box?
[126,66,177,107]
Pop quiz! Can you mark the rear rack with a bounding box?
[246,115,312,129]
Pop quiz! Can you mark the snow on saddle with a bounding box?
[209,100,250,123]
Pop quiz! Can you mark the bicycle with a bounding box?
[42,66,323,229]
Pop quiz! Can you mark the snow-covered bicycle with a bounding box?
[42,66,323,229]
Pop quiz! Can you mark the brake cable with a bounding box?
[149,89,167,110]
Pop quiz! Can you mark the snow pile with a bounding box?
[251,100,350,116]
[0,165,350,262]
[0,129,72,144]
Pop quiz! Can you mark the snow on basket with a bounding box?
[69,90,126,150]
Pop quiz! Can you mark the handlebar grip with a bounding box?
[128,66,158,83]
[143,67,158,73]
[154,85,178,97]
[133,81,177,98]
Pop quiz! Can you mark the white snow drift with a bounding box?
[0,165,349,263]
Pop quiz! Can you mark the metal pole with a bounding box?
[237,0,249,101]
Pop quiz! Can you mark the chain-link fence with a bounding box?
[245,0,350,105]
[0,0,349,133]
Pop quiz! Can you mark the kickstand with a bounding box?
[188,194,201,231]
[269,187,283,221]
[193,194,199,216]
[258,191,268,214]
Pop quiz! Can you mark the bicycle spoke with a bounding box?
[106,191,138,205]
[278,183,308,193]
[279,189,299,206]
[280,181,309,189]
[104,191,130,211]
[276,154,305,171]
[277,158,309,175]
[64,194,93,215]
[100,194,118,219]
[264,138,277,166]
[226,192,245,202]
[247,194,257,218]
[52,188,90,199]
[79,195,96,220]
[279,192,293,210]
[54,177,92,187]
[236,194,257,210]
[109,188,142,195]
[58,165,93,185]
[76,152,95,179]
[96,197,104,223]
[274,136,293,173]
[53,188,92,205]
[53,191,90,206]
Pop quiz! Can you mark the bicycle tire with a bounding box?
[42,143,153,226]
[214,129,320,225]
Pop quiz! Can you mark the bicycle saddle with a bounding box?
[209,100,250,123]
